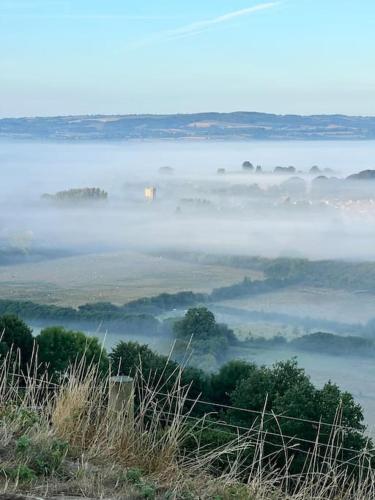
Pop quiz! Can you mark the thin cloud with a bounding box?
[129,2,280,49]
[166,2,280,38]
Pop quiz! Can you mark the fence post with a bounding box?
[109,375,134,419]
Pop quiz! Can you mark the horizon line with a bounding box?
[1,110,375,120]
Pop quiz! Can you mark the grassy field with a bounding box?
[218,285,375,324]
[0,251,261,307]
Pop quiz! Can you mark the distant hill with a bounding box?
[1,112,375,141]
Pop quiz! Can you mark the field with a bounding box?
[218,285,375,324]
[0,251,261,307]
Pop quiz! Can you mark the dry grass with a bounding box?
[1,351,375,499]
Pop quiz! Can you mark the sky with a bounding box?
[0,0,374,117]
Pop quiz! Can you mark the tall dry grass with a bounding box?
[1,349,375,499]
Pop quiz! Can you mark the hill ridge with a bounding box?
[2,111,375,140]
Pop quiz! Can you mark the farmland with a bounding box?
[0,251,261,307]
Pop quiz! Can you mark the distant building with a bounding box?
[144,186,156,201]
[217,168,226,175]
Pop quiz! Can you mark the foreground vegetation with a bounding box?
[2,362,374,499]
[1,309,375,498]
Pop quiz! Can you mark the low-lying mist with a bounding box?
[2,139,375,261]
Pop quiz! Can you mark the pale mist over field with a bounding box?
[1,139,375,261]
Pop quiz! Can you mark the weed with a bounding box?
[1,464,36,483]
[126,467,144,484]
[16,433,68,476]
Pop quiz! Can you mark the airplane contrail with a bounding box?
[129,2,280,49]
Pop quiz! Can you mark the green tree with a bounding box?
[36,327,108,378]
[211,360,257,406]
[109,341,164,377]
[229,359,370,473]
[174,307,217,341]
[0,315,34,370]
[229,365,274,424]
[173,307,236,366]
[229,360,336,427]
[317,381,367,449]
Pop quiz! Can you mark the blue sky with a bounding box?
[0,0,374,117]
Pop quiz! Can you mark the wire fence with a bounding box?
[2,372,371,434]
[153,391,369,435]
[4,371,59,387]
[150,399,374,459]
[142,407,375,473]
[2,371,375,468]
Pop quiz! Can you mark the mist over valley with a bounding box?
[2,138,375,428]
